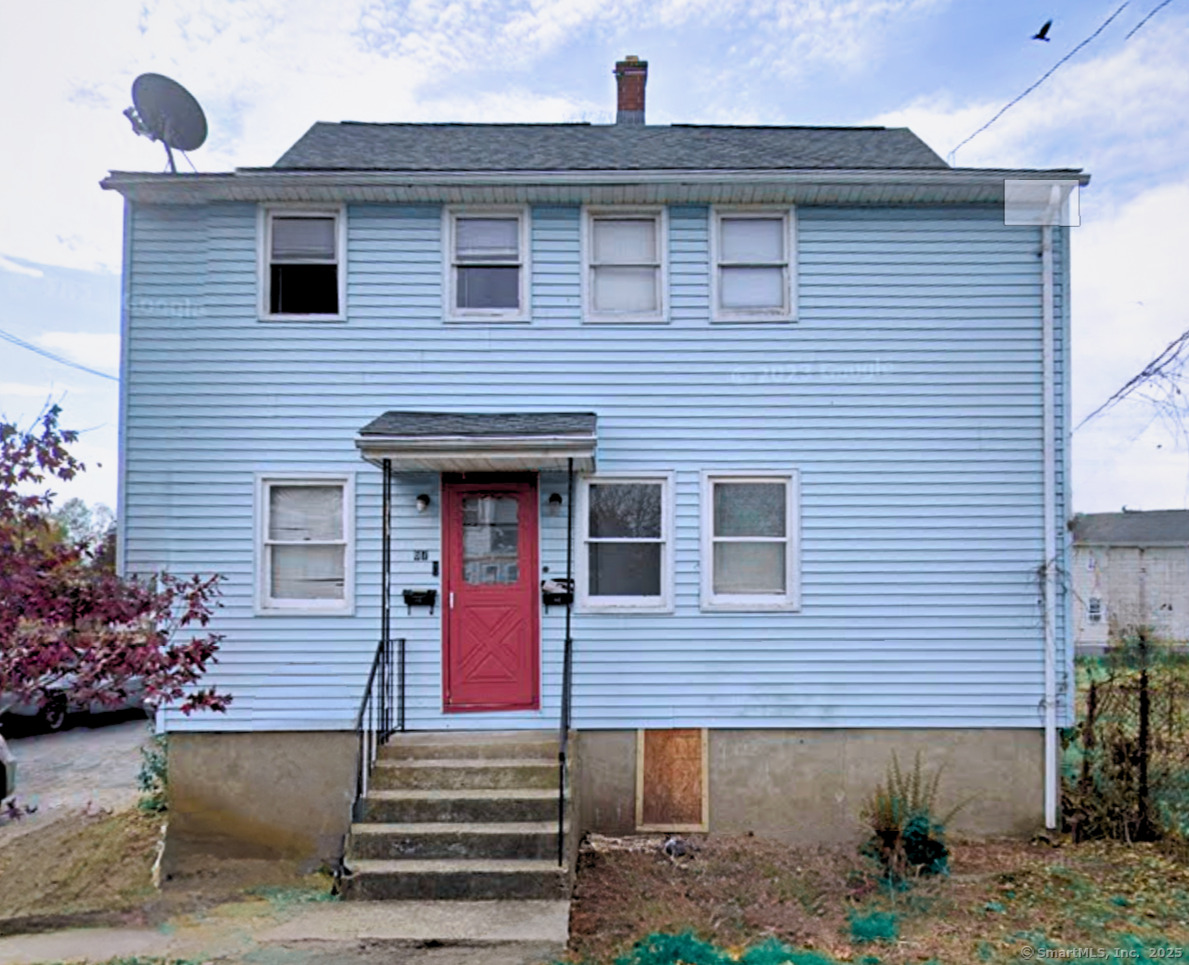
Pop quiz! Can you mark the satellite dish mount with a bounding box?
[124,73,208,173]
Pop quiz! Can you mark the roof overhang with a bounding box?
[355,412,596,473]
[100,167,1091,206]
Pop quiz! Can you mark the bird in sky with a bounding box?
[1033,19,1053,41]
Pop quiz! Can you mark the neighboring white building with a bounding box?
[1071,510,1189,652]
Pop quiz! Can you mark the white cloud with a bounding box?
[0,381,79,400]
[1070,180,1189,511]
[36,332,121,372]
[0,255,45,278]
[870,16,1189,177]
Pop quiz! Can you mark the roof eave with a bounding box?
[100,166,1091,204]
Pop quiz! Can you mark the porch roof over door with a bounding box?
[354,411,597,472]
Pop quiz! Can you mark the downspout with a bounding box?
[1042,224,1058,829]
[116,198,132,579]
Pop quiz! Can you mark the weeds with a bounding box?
[1063,629,1189,844]
[609,932,843,965]
[859,751,965,886]
[136,729,168,813]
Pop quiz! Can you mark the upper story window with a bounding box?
[711,207,796,323]
[257,474,354,614]
[260,206,346,321]
[577,473,674,611]
[1087,597,1103,623]
[445,207,530,321]
[701,472,800,611]
[583,208,667,323]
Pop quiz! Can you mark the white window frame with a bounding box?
[576,472,675,613]
[1087,597,1104,624]
[709,206,797,323]
[700,471,800,611]
[258,205,348,322]
[255,473,355,615]
[443,205,531,322]
[581,206,669,324]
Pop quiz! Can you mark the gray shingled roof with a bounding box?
[274,123,948,171]
[359,411,597,438]
[1071,510,1189,545]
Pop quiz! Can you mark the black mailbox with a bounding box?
[541,578,573,609]
[402,588,437,614]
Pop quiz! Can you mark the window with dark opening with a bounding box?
[267,213,340,316]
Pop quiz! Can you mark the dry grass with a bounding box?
[0,808,333,937]
[567,833,1189,963]
[0,808,160,930]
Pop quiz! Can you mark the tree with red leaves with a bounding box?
[0,405,229,719]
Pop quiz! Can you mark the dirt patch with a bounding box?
[567,833,1189,963]
[0,806,335,940]
[0,808,160,932]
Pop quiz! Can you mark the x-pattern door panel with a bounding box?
[443,478,539,712]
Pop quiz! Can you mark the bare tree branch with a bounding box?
[1076,327,1189,436]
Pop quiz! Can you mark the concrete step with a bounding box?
[370,759,558,791]
[361,788,561,824]
[380,732,559,762]
[340,859,568,901]
[349,821,565,861]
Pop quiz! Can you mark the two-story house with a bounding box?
[102,57,1084,894]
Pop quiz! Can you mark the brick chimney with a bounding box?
[614,55,648,126]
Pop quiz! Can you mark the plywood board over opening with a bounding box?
[636,728,709,832]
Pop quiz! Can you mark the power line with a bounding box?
[1126,0,1176,39]
[948,3,1131,164]
[0,326,119,381]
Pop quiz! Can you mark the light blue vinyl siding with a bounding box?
[120,201,1070,732]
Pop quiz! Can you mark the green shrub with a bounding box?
[848,909,899,944]
[859,751,964,885]
[136,729,168,813]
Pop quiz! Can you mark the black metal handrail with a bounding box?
[353,635,397,820]
[557,458,575,866]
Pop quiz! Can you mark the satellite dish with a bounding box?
[123,73,207,173]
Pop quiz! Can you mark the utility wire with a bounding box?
[1075,327,1189,431]
[1126,0,1176,38]
[0,326,119,381]
[948,3,1131,163]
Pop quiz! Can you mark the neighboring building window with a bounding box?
[258,476,354,613]
[701,473,799,610]
[584,208,666,323]
[578,474,673,610]
[711,208,795,322]
[1088,597,1103,623]
[260,207,345,319]
[445,208,529,321]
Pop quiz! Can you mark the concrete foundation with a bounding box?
[164,727,1043,874]
[575,728,1044,843]
[164,731,357,873]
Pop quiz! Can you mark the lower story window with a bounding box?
[578,474,672,611]
[258,475,354,613]
[701,472,799,610]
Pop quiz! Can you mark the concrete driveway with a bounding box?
[0,717,150,839]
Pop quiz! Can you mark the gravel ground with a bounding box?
[0,716,150,841]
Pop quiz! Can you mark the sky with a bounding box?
[1,0,1187,514]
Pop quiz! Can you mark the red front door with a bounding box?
[442,476,539,712]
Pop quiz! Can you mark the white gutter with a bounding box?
[1042,223,1058,829]
[100,167,1091,205]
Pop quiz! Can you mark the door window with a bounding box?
[461,495,520,585]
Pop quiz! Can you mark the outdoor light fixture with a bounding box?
[547,492,564,515]
[416,494,432,513]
